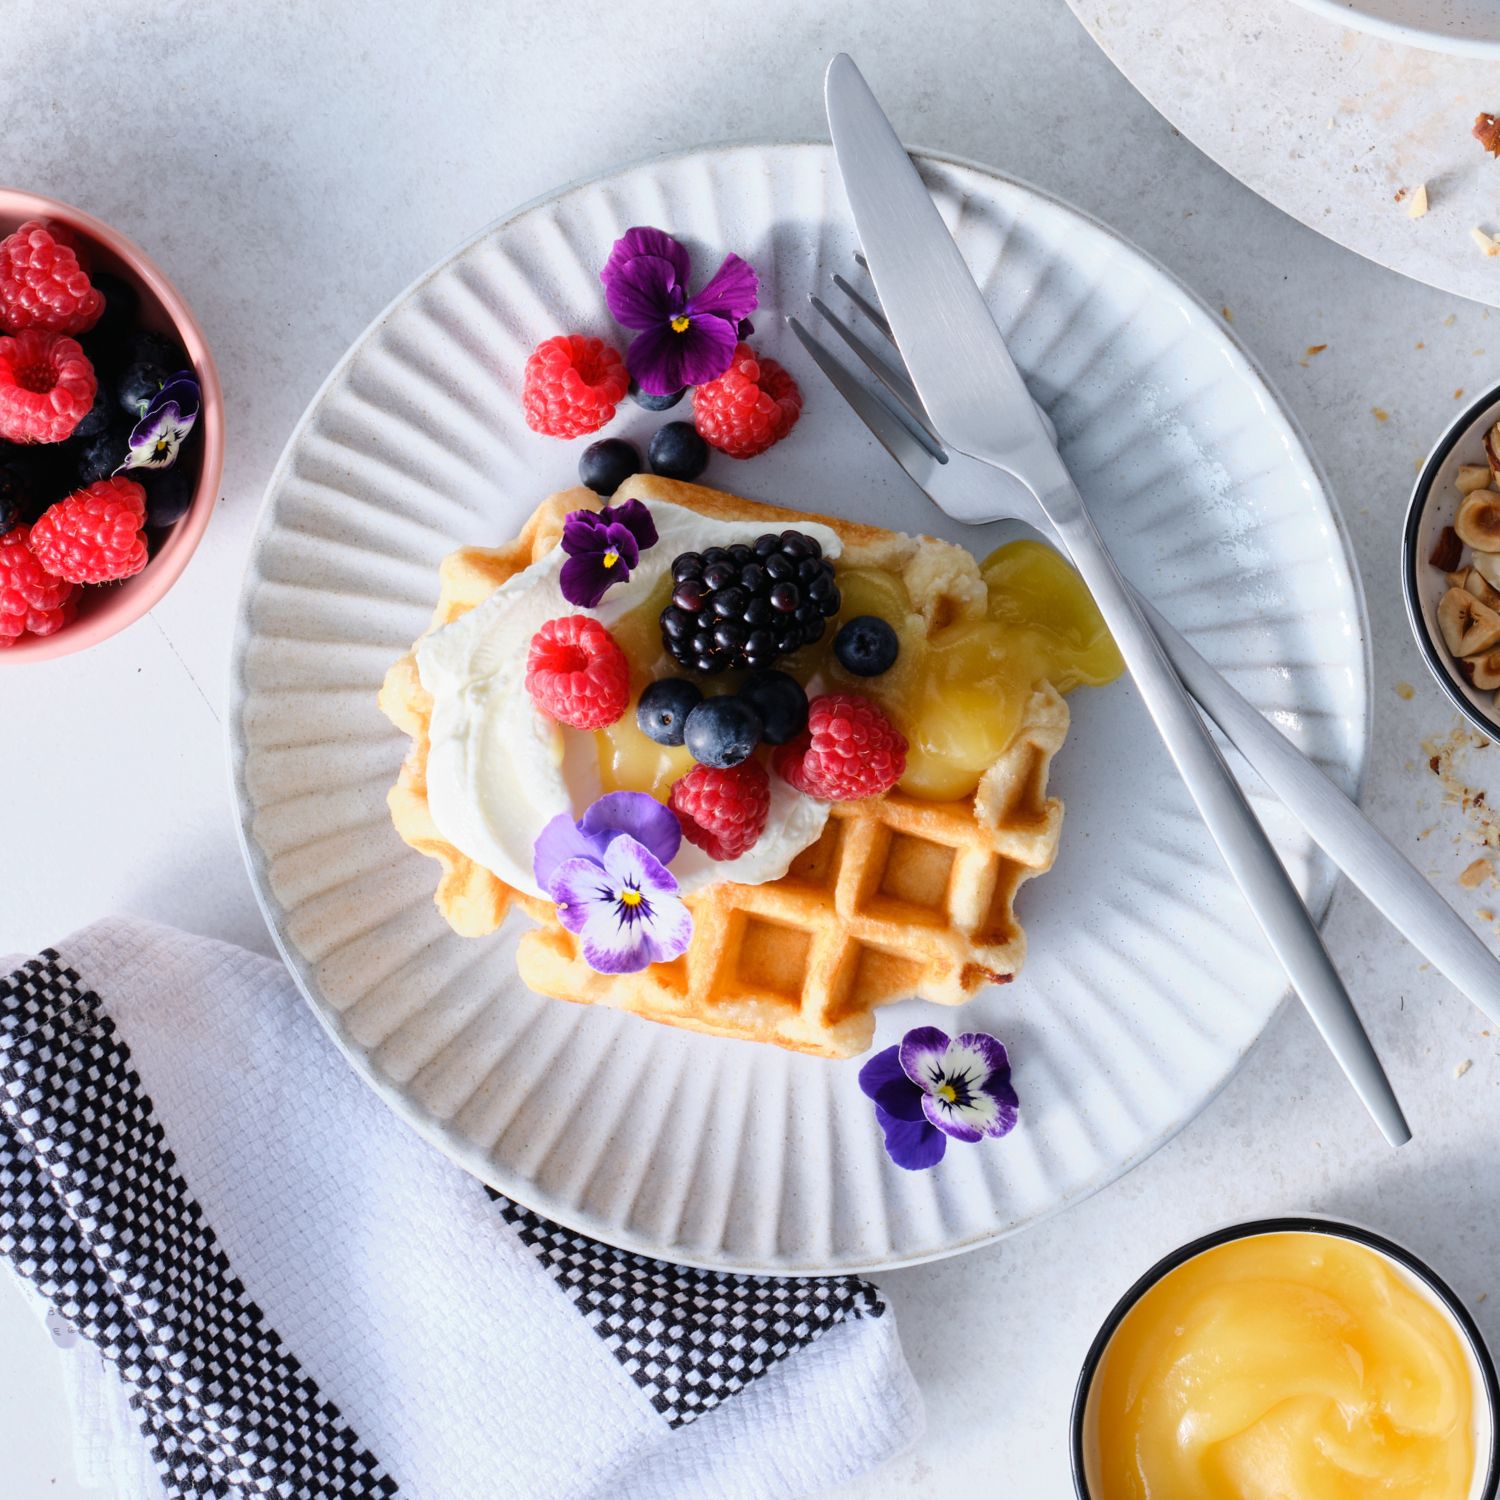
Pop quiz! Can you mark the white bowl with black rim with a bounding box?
[1404,386,1500,737]
[1069,1215,1500,1500]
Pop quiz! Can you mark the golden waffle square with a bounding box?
[380,474,1069,1058]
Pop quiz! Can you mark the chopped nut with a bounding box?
[1430,526,1463,571]
[1455,1058,1474,1078]
[1458,464,1493,493]
[1408,183,1429,218]
[1459,857,1492,888]
[1473,227,1500,257]
[1476,113,1500,156]
[1395,187,1408,203]
[1373,406,1390,421]
[1457,388,1467,399]
[1221,306,1233,323]
[1306,343,1328,356]
[1395,681,1416,700]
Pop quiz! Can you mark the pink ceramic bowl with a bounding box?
[0,189,223,662]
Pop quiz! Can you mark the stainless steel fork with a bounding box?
[789,278,1500,1037]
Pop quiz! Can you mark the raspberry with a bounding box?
[30,477,148,585]
[525,615,629,729]
[0,221,104,335]
[0,329,98,444]
[522,334,629,439]
[669,760,771,860]
[0,525,78,646]
[692,342,802,459]
[772,693,906,800]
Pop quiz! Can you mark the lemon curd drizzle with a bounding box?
[593,538,1122,804]
[1086,1232,1478,1500]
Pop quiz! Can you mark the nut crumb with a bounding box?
[1221,306,1233,323]
[1480,908,1495,922]
[1456,388,1466,399]
[1373,406,1390,421]
[1306,343,1328,356]
[1408,183,1429,218]
[1417,340,1426,348]
[1480,1291,1490,1304]
[1395,681,1415,700]
[1475,112,1500,155]
[1455,1057,1473,1077]
[1460,858,1493,888]
[1472,227,1500,257]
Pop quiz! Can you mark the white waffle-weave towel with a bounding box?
[0,918,922,1500]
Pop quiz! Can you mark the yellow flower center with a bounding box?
[602,549,619,569]
[670,314,691,334]
[620,889,643,907]
[935,1082,957,1104]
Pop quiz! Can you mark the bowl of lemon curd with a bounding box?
[1072,1219,1499,1500]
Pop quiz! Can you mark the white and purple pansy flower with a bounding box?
[119,371,201,473]
[532,791,691,975]
[858,1025,1019,1170]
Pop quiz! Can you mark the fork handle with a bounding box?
[1137,592,1500,1026]
[1041,479,1410,1145]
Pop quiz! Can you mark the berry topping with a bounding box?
[69,417,132,487]
[522,334,629,439]
[659,529,841,674]
[683,695,762,768]
[692,342,802,459]
[647,420,709,482]
[631,381,684,412]
[29,476,148,584]
[578,437,641,496]
[0,221,104,335]
[118,358,171,419]
[525,615,630,730]
[636,677,703,747]
[669,759,771,860]
[738,669,809,745]
[0,330,98,444]
[0,524,78,645]
[143,466,194,529]
[772,694,907,801]
[833,614,900,677]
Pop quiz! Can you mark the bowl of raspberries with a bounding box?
[0,189,223,659]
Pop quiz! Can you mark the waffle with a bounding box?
[380,474,1070,1058]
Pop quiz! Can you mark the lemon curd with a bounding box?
[595,538,1122,803]
[1086,1232,1479,1500]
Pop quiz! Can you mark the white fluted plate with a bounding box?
[230,144,1368,1274]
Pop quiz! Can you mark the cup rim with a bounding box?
[1401,380,1500,738]
[1068,1215,1500,1499]
[0,186,223,663]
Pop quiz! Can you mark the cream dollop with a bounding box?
[417,501,843,900]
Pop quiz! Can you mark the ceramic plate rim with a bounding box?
[228,139,1371,1275]
[1283,0,1500,57]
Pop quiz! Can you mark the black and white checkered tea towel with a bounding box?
[0,919,921,1500]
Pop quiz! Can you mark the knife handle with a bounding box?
[1138,593,1500,1026]
[1041,476,1410,1146]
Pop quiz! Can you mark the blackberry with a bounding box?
[660,529,840,674]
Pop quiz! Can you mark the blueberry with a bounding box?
[125,329,187,371]
[636,677,702,746]
[578,437,640,496]
[739,671,808,745]
[87,273,140,357]
[68,418,132,486]
[630,380,684,412]
[144,465,195,528]
[683,695,762,768]
[736,317,754,339]
[833,615,900,677]
[648,421,709,482]
[118,359,169,418]
[72,380,115,440]
[0,489,17,537]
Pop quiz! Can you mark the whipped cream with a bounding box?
[417,501,844,900]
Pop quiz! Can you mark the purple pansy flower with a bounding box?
[599,226,759,396]
[533,792,690,974]
[559,497,659,609]
[119,371,201,473]
[858,1026,1019,1170]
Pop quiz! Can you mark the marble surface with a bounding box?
[2,0,1499,1495]
[1070,0,1500,307]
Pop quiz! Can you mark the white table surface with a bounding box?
[3,1,1499,1495]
